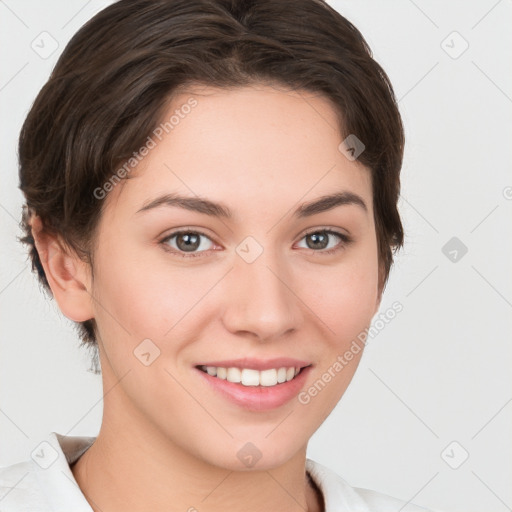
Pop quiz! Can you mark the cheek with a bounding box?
[89,235,176,343]
[294,247,379,415]
[331,269,378,338]
[91,239,219,346]
[298,244,379,344]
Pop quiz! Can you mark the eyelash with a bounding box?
[159,228,352,259]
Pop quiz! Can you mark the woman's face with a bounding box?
[88,84,381,470]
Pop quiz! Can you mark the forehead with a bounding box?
[103,84,372,223]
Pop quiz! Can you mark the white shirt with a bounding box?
[0,432,434,511]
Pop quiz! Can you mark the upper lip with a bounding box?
[196,358,312,371]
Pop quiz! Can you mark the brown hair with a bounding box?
[18,0,404,363]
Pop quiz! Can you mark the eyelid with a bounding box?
[300,225,351,239]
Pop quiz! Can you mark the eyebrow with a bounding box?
[135,191,367,218]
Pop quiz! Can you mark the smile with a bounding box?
[198,365,301,387]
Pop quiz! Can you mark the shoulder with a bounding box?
[0,459,50,511]
[0,431,95,512]
[306,459,436,512]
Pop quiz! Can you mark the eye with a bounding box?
[160,230,216,258]
[160,228,352,259]
[296,229,352,255]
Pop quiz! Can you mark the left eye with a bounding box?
[296,229,350,254]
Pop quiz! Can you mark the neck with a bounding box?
[71,403,323,512]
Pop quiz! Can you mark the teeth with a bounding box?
[260,369,277,386]
[241,368,260,386]
[226,367,241,383]
[200,365,301,387]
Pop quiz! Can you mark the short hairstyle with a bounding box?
[18,0,405,354]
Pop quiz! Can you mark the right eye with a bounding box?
[160,230,217,258]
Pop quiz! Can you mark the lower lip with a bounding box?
[195,366,312,411]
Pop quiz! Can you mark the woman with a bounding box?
[1,0,434,510]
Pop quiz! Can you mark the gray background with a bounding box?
[1,1,511,511]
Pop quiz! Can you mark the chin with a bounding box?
[196,436,307,472]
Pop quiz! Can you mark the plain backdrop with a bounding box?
[1,1,511,511]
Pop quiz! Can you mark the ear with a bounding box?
[31,215,94,323]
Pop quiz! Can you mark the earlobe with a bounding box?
[31,215,94,323]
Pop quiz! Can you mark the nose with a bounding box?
[221,248,304,342]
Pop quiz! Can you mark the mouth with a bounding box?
[196,364,306,387]
[194,359,313,411]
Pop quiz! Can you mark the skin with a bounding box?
[31,84,383,512]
